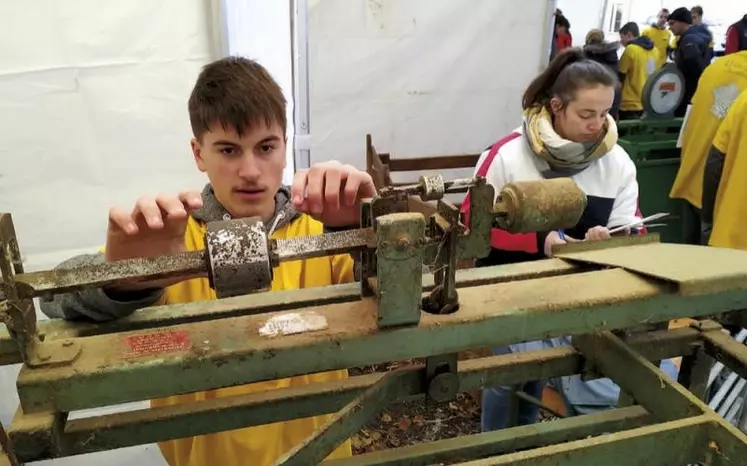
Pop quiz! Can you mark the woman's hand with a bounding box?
[544,230,579,257]
[585,226,612,241]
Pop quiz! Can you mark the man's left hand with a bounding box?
[291,161,377,227]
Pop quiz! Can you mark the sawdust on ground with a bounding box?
[349,350,558,462]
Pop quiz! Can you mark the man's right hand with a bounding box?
[105,191,203,291]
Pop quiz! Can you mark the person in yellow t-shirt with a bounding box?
[40,57,377,466]
[618,22,658,120]
[642,8,673,68]
[702,89,747,250]
[670,51,747,245]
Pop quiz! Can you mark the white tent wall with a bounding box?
[307,0,556,183]
[0,1,553,464]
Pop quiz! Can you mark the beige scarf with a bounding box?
[523,106,618,177]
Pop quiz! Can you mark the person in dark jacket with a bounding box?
[668,7,713,116]
[584,29,621,119]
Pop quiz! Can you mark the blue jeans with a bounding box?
[481,337,680,431]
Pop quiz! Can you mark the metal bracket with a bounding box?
[425,353,459,403]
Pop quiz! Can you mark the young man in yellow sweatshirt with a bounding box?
[642,8,672,68]
[40,57,376,466]
[670,51,747,245]
[702,89,747,251]
[618,22,658,120]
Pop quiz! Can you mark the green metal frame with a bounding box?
[5,322,747,464]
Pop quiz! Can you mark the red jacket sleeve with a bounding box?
[725,26,740,55]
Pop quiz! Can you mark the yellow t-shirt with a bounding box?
[642,26,672,68]
[709,90,747,249]
[619,43,658,111]
[670,51,747,207]
[153,215,354,466]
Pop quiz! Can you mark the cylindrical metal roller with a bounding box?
[205,218,273,298]
[493,179,587,233]
[418,175,446,201]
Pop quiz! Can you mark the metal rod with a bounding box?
[514,390,566,419]
[380,177,479,198]
[12,250,208,299]
[274,228,376,262]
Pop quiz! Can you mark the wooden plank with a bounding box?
[557,242,747,296]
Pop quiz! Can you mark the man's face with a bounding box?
[691,11,702,24]
[620,31,634,46]
[668,20,686,36]
[191,121,286,221]
[658,11,669,27]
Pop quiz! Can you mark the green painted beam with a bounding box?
[0,259,579,366]
[16,268,747,414]
[322,406,656,466]
[9,328,699,463]
[278,370,408,466]
[573,332,704,421]
[451,415,710,466]
[700,321,747,381]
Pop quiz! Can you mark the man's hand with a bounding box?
[105,191,203,291]
[291,161,376,227]
[544,230,579,257]
[585,226,612,241]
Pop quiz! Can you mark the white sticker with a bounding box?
[258,312,328,337]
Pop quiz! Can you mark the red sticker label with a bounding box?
[659,82,676,92]
[123,331,191,358]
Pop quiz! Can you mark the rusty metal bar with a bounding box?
[8,328,698,463]
[449,415,711,466]
[274,228,376,262]
[0,259,580,366]
[12,251,208,299]
[573,332,704,421]
[276,369,410,466]
[322,406,655,466]
[19,268,747,414]
[700,320,747,381]
[0,421,20,466]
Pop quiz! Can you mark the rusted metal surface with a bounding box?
[379,176,477,201]
[0,420,20,466]
[13,250,207,299]
[556,242,747,296]
[8,329,697,462]
[375,213,425,327]
[205,217,273,298]
[275,228,376,262]
[700,320,747,381]
[493,179,587,234]
[0,259,583,366]
[1,213,40,366]
[19,267,747,414]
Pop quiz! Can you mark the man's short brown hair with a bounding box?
[188,57,287,139]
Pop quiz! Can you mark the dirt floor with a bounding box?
[349,359,482,456]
